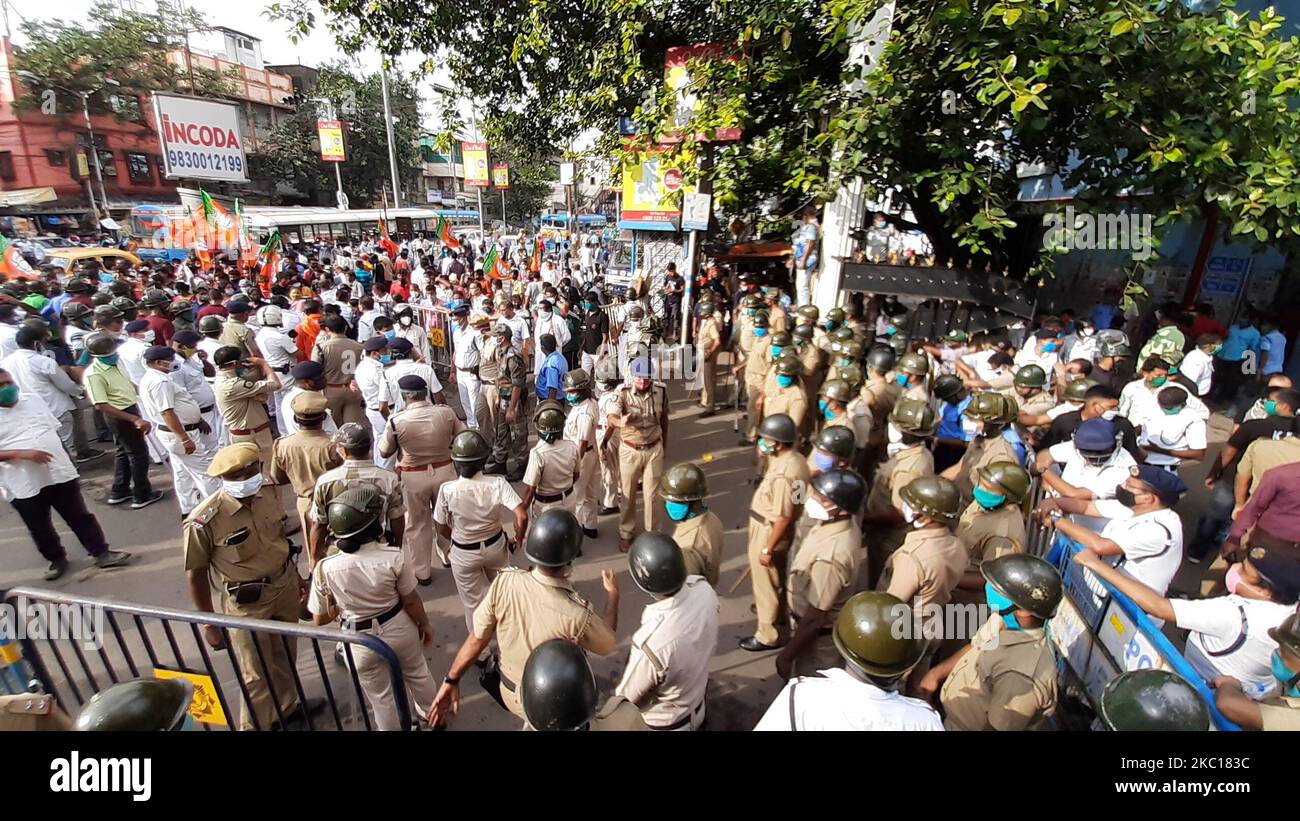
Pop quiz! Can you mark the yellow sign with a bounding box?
[76,151,90,178]
[620,146,683,229]
[317,120,346,162]
[462,141,489,188]
[153,667,228,726]
[1108,612,1126,636]
[429,327,446,348]
[492,163,510,189]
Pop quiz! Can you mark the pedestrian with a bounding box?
[354,336,395,469]
[448,303,482,430]
[535,333,567,403]
[561,369,601,538]
[1,323,101,462]
[81,333,164,509]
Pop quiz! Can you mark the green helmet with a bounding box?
[141,288,169,308]
[865,345,896,374]
[62,302,92,324]
[1063,378,1094,403]
[520,639,598,731]
[563,368,592,394]
[964,391,1017,424]
[752,311,770,330]
[836,363,864,391]
[594,357,620,385]
[327,486,384,539]
[84,332,119,357]
[1099,670,1211,732]
[837,339,864,361]
[775,355,803,378]
[660,462,707,502]
[1101,340,1132,358]
[769,331,793,350]
[75,678,194,731]
[757,413,797,444]
[831,326,855,343]
[982,553,1062,619]
[696,300,716,317]
[627,531,687,596]
[976,461,1031,504]
[525,509,584,567]
[1014,364,1047,389]
[811,468,867,514]
[814,426,857,462]
[533,402,566,435]
[198,315,224,335]
[792,323,815,342]
[833,592,924,679]
[934,374,964,403]
[897,352,930,376]
[742,294,763,311]
[451,429,491,462]
[888,397,938,436]
[824,307,845,326]
[899,475,961,525]
[111,296,137,319]
[796,304,819,322]
[887,314,908,330]
[819,378,854,404]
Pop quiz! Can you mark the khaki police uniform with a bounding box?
[215,369,281,472]
[954,502,1025,579]
[864,443,934,583]
[861,377,901,480]
[379,399,463,580]
[878,526,967,627]
[476,333,500,446]
[270,428,342,537]
[764,379,809,435]
[768,306,789,334]
[0,693,72,731]
[591,696,651,731]
[563,397,600,530]
[490,342,530,474]
[940,616,1058,731]
[951,434,1022,500]
[312,334,365,426]
[799,340,827,401]
[183,487,301,731]
[472,567,618,721]
[743,336,772,441]
[523,438,580,518]
[787,516,865,676]
[903,382,929,404]
[697,314,723,412]
[613,382,668,540]
[1258,692,1300,731]
[596,386,623,510]
[310,460,406,552]
[218,317,256,358]
[308,541,438,730]
[434,473,522,636]
[1012,390,1056,445]
[670,510,725,588]
[748,447,811,646]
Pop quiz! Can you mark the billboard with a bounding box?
[492,163,510,189]
[152,93,249,183]
[619,146,681,231]
[462,141,490,187]
[663,43,742,143]
[317,120,346,162]
[559,161,575,186]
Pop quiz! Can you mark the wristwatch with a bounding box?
[443,675,459,686]
[761,548,772,557]
[1049,509,1063,523]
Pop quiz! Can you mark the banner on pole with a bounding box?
[462,142,490,187]
[492,163,510,189]
[317,120,346,162]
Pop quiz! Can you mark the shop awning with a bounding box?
[0,187,57,207]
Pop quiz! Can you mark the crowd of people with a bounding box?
[0,224,1298,734]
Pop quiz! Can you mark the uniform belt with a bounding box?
[199,405,214,414]
[224,561,290,600]
[453,530,503,551]
[499,668,516,693]
[398,459,452,472]
[273,365,290,373]
[648,700,704,731]
[750,510,769,525]
[535,486,574,504]
[229,421,271,436]
[182,421,205,431]
[344,600,405,632]
[621,438,662,451]
[327,382,350,388]
[457,366,478,372]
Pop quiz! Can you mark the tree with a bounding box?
[269,0,1300,276]
[252,62,422,207]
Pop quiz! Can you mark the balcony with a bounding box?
[170,50,294,108]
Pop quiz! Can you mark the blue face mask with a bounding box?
[665,500,692,522]
[753,328,767,338]
[972,486,1006,511]
[1266,400,1278,416]
[822,321,834,331]
[885,327,897,336]
[812,451,836,472]
[777,374,795,389]
[384,330,397,340]
[895,373,908,387]
[985,583,1022,630]
[1271,651,1300,697]
[96,354,119,366]
[770,346,783,360]
[565,392,581,404]
[1042,341,1058,353]
[379,354,392,365]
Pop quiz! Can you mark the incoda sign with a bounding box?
[152,93,250,183]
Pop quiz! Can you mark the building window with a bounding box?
[125,152,152,182]
[97,150,117,177]
[45,149,66,167]
[0,152,14,181]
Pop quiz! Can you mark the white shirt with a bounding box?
[1094,501,1183,595]
[118,337,149,384]
[0,394,78,501]
[255,327,298,371]
[354,356,393,411]
[1137,409,1207,466]
[499,314,530,351]
[1172,595,1293,700]
[533,311,571,351]
[357,310,383,344]
[197,336,224,365]
[174,355,215,408]
[0,348,81,417]
[1046,400,1083,420]
[396,321,432,364]
[754,668,944,731]
[0,324,18,359]
[451,320,481,370]
[1049,441,1137,500]
[1120,379,1210,430]
[279,386,339,436]
[138,366,202,428]
[385,360,442,413]
[1014,344,1060,382]
[1180,348,1215,396]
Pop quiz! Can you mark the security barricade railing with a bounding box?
[0,630,41,696]
[1022,477,1055,557]
[2,586,413,731]
[1044,536,1239,731]
[411,304,453,378]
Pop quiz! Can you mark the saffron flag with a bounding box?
[188,205,213,271]
[529,234,543,274]
[482,244,506,280]
[0,235,36,279]
[378,220,399,259]
[435,216,461,249]
[257,231,281,294]
[235,199,258,269]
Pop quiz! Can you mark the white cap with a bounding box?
[259,305,283,327]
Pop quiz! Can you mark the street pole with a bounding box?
[380,67,402,209]
[81,92,108,222]
[468,103,485,236]
[501,188,507,226]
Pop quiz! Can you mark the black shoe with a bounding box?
[94,550,132,569]
[75,448,107,463]
[583,528,598,538]
[131,490,165,510]
[698,410,717,418]
[105,494,131,506]
[43,559,69,581]
[739,637,783,652]
[598,505,620,516]
[417,576,433,587]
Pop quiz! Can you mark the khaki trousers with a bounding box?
[598,430,622,509]
[450,538,510,637]
[478,383,498,449]
[324,385,365,426]
[700,353,717,411]
[745,380,763,440]
[401,464,457,581]
[572,450,599,530]
[617,440,663,540]
[349,611,438,731]
[747,517,790,646]
[295,496,313,543]
[223,569,301,731]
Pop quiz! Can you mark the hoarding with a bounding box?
[152,93,249,183]
[462,142,490,187]
[492,163,510,189]
[619,147,681,231]
[317,120,346,162]
[663,43,742,143]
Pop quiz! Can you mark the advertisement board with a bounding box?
[462,142,490,187]
[492,163,510,189]
[152,93,249,182]
[619,148,681,231]
[663,43,743,143]
[317,120,346,162]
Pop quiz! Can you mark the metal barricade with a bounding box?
[411,304,454,379]
[1021,476,1055,557]
[3,586,413,731]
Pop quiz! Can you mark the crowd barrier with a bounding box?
[410,304,453,378]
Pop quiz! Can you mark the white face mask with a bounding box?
[961,417,981,436]
[1101,409,1119,421]
[886,440,907,458]
[887,423,903,444]
[142,330,156,344]
[804,498,833,521]
[900,500,917,524]
[222,474,264,499]
[400,316,412,327]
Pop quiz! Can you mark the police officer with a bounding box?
[953,462,1029,603]
[312,314,365,426]
[269,391,342,538]
[218,299,262,359]
[819,377,870,450]
[308,423,405,568]
[777,468,868,679]
[816,306,845,355]
[73,678,192,731]
[486,323,529,481]
[428,510,619,726]
[1011,363,1056,446]
[896,352,931,402]
[594,357,623,515]
[562,369,601,537]
[279,360,339,436]
[661,462,725,587]
[212,346,280,472]
[754,591,943,730]
[308,487,438,731]
[610,354,669,552]
[763,353,808,435]
[520,638,649,731]
[808,426,858,475]
[942,391,1027,498]
[138,344,219,517]
[473,313,499,443]
[1212,611,1300,730]
[862,397,937,586]
[521,401,581,522]
[793,323,827,401]
[860,345,900,479]
[924,554,1062,730]
[379,374,463,579]
[184,443,304,731]
[696,300,724,416]
[735,310,771,446]
[827,338,864,385]
[1105,669,1212,731]
[877,475,966,627]
[613,531,719,730]
[743,413,811,651]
